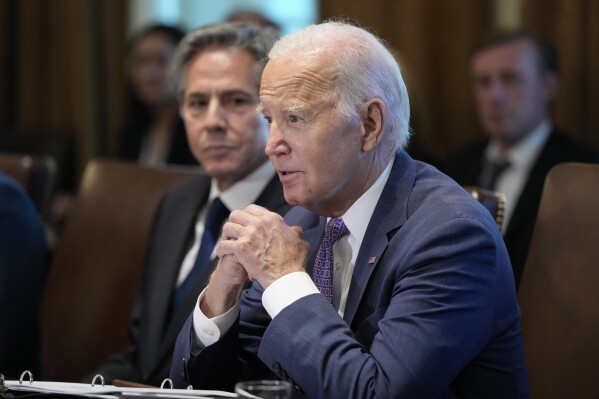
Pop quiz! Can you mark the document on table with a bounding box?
[4,380,236,399]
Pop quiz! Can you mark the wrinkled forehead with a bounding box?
[259,56,339,110]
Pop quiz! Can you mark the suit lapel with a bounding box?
[343,151,415,326]
[302,216,327,276]
[143,177,210,372]
[504,130,556,240]
[153,175,291,369]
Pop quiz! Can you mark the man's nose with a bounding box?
[205,98,227,129]
[265,121,290,156]
[486,80,506,100]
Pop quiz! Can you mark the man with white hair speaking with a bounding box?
[171,21,530,398]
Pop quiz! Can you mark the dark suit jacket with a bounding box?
[0,172,47,379]
[171,152,529,398]
[89,172,289,386]
[443,129,599,288]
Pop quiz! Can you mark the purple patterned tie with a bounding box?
[313,218,348,304]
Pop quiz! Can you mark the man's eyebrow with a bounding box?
[255,103,312,115]
[185,89,252,98]
[221,89,253,97]
[283,104,311,115]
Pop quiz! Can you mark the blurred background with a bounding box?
[1,0,598,190]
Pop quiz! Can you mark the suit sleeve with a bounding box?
[170,285,276,391]
[258,216,508,398]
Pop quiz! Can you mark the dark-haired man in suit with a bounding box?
[88,22,289,386]
[444,30,599,288]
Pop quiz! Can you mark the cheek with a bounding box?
[236,116,268,151]
[184,120,204,151]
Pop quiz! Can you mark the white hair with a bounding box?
[267,21,411,150]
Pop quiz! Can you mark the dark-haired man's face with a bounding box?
[471,38,556,148]
[181,48,268,191]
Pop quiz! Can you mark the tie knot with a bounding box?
[479,159,511,191]
[204,197,230,229]
[326,217,348,244]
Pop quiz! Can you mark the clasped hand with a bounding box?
[216,204,309,288]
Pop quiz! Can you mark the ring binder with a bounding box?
[91,374,105,387]
[19,370,32,385]
[160,378,173,389]
[3,371,236,398]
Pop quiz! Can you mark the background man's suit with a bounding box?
[91,173,289,386]
[171,152,529,398]
[443,129,599,287]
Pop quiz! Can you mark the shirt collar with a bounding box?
[486,119,552,169]
[209,160,276,211]
[337,158,394,246]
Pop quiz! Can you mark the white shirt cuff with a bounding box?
[262,271,320,318]
[192,287,240,348]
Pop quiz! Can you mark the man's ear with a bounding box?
[361,98,385,153]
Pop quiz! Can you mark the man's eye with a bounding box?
[474,76,490,89]
[263,116,273,124]
[188,99,207,108]
[226,96,251,109]
[289,115,300,123]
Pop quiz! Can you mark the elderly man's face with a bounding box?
[471,38,554,146]
[181,48,268,191]
[260,56,368,216]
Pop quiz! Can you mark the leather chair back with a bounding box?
[40,159,198,381]
[518,162,599,398]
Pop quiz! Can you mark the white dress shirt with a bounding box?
[483,120,551,233]
[192,158,394,347]
[175,160,276,287]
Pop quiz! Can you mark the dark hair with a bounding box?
[170,22,279,103]
[471,29,559,75]
[127,24,186,53]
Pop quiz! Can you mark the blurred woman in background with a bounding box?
[117,24,196,166]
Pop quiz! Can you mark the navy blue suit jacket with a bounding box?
[171,152,530,398]
[0,172,47,379]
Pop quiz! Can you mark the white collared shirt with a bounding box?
[484,120,551,232]
[175,160,276,286]
[192,158,394,346]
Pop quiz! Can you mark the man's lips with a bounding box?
[202,145,235,154]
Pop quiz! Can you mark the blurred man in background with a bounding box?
[444,30,599,288]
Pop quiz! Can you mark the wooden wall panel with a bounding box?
[1,0,126,184]
[320,0,493,158]
[522,0,599,149]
